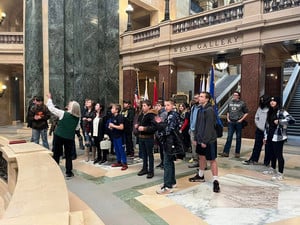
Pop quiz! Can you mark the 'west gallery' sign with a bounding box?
[173,35,240,53]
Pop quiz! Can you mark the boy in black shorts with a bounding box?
[188,91,220,193]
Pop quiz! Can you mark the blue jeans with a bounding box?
[113,137,127,164]
[163,151,176,188]
[139,138,154,173]
[223,121,243,154]
[32,128,49,149]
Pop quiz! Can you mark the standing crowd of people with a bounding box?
[26,90,295,192]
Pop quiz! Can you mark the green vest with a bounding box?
[54,112,79,140]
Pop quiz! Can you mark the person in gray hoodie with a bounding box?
[243,95,270,165]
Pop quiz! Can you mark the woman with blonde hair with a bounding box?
[46,93,81,178]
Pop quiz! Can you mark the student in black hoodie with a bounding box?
[136,100,158,179]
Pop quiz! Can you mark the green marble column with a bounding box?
[48,0,119,109]
[24,0,44,107]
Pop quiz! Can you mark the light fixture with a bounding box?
[0,12,6,25]
[0,85,7,97]
[215,54,228,70]
[125,4,134,31]
[291,44,300,63]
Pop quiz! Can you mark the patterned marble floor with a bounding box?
[168,173,300,225]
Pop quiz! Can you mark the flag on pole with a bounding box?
[210,59,223,127]
[201,75,205,92]
[133,74,140,109]
[153,78,158,106]
[144,78,149,100]
[161,77,165,103]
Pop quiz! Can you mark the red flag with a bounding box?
[153,79,158,106]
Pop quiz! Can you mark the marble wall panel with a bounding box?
[48,0,65,108]
[25,0,44,108]
[48,0,119,109]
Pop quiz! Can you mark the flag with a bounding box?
[133,75,139,109]
[144,78,149,100]
[210,60,223,126]
[153,79,158,106]
[201,75,205,92]
[161,78,165,103]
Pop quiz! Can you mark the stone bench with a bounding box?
[0,139,104,225]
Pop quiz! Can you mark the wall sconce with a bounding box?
[125,4,134,31]
[215,54,228,70]
[0,12,6,25]
[0,85,7,97]
[291,44,300,63]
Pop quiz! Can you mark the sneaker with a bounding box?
[155,163,163,169]
[271,173,284,181]
[242,159,253,165]
[121,164,128,170]
[66,172,74,179]
[111,162,122,167]
[156,186,173,195]
[188,158,194,163]
[160,183,177,188]
[188,174,205,182]
[137,170,148,176]
[99,160,108,164]
[146,172,154,179]
[213,180,220,193]
[218,152,229,157]
[262,168,275,175]
[235,153,240,158]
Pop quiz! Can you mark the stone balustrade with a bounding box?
[264,0,300,13]
[0,33,23,44]
[172,3,244,34]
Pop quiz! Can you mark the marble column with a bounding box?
[123,69,136,103]
[48,0,119,109]
[158,64,177,101]
[24,0,44,107]
[241,53,265,139]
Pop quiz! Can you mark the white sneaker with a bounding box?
[262,168,275,175]
[160,183,177,188]
[188,158,194,163]
[156,186,173,194]
[272,173,284,181]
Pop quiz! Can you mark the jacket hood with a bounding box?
[145,109,158,115]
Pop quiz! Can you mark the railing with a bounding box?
[173,4,244,34]
[283,64,300,107]
[0,34,23,44]
[133,27,160,43]
[264,0,300,13]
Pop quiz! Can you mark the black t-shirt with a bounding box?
[111,114,124,139]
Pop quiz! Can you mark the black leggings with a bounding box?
[270,140,285,173]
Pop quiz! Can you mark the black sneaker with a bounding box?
[213,180,220,193]
[66,172,74,179]
[188,174,205,182]
[242,159,253,165]
[137,170,148,176]
[146,172,154,179]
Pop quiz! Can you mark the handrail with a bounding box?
[216,74,241,103]
[283,64,300,107]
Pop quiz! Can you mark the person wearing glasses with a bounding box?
[219,91,249,158]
